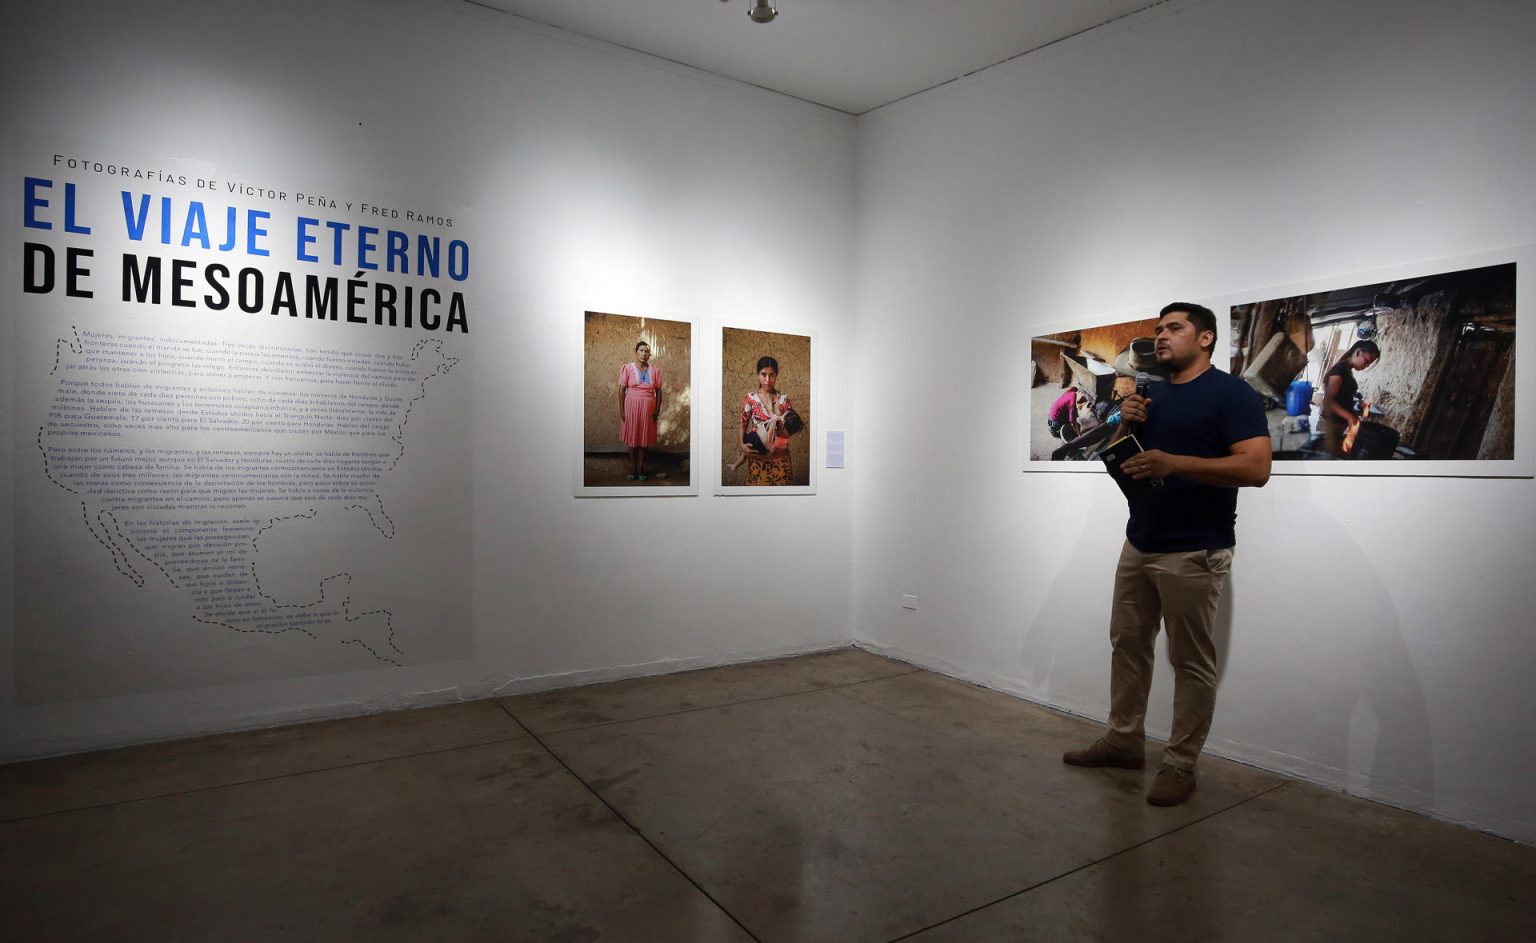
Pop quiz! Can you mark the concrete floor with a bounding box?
[3,649,1533,942]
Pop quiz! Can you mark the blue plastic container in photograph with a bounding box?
[1285,379,1313,416]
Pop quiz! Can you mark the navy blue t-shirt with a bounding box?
[1125,366,1268,553]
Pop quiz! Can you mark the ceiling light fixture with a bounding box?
[719,0,777,25]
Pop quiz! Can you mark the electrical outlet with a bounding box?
[901,594,918,610]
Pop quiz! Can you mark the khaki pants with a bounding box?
[1104,540,1233,770]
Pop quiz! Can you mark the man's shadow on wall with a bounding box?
[1021,474,1434,806]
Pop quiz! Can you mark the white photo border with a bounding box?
[1020,304,1197,474]
[715,320,818,496]
[1208,244,1530,478]
[573,306,701,498]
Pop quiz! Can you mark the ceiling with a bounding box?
[471,0,1165,115]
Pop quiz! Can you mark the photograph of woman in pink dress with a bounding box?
[619,340,663,481]
[581,311,692,493]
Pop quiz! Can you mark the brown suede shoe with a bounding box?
[1146,764,1196,806]
[1062,737,1145,769]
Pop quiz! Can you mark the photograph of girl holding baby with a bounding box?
[719,324,814,494]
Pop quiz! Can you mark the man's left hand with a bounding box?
[1126,449,1179,480]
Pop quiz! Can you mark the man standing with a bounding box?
[1063,303,1271,806]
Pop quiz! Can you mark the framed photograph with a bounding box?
[717,323,816,495]
[1024,308,1176,471]
[576,309,698,496]
[1215,246,1530,477]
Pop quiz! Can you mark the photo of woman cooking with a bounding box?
[1228,261,1515,468]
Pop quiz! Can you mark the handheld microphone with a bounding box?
[1120,372,1151,437]
[1131,372,1164,488]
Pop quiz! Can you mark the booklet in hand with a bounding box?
[1099,434,1155,498]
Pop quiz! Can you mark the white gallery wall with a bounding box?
[851,0,1536,842]
[1,0,857,758]
[5,0,1535,848]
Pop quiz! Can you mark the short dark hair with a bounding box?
[756,356,779,373]
[1159,302,1217,354]
[635,340,650,351]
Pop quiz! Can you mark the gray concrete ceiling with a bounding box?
[471,0,1166,115]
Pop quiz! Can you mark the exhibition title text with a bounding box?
[19,174,471,333]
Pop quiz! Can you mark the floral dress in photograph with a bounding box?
[742,390,793,486]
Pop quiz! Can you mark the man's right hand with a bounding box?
[1121,394,1150,426]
